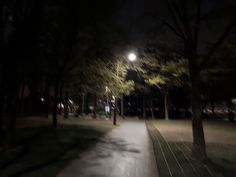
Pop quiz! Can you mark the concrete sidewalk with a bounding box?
[57,119,158,177]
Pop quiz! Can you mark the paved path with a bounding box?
[57,119,158,177]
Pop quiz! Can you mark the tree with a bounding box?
[139,52,188,120]
[146,60,188,120]
[106,57,135,125]
[131,76,151,119]
[39,0,101,126]
[148,0,236,161]
[201,35,236,119]
[0,0,43,146]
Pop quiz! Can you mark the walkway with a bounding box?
[57,119,158,177]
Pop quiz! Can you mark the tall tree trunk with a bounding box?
[226,99,233,112]
[81,94,85,115]
[0,79,4,145]
[164,91,169,120]
[227,99,234,122]
[113,97,117,125]
[5,100,17,147]
[0,69,7,145]
[150,99,154,119]
[210,99,215,117]
[52,81,59,128]
[121,95,124,118]
[18,80,25,115]
[58,83,63,115]
[64,91,69,119]
[190,68,207,161]
[142,95,146,119]
[44,82,50,118]
[93,94,97,119]
[4,81,20,147]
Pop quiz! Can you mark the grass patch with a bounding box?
[0,117,113,177]
[146,120,236,177]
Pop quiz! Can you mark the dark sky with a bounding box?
[114,0,236,53]
[116,0,147,42]
[119,0,145,24]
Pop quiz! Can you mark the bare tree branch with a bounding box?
[150,14,184,39]
[181,0,193,41]
[200,20,236,70]
[163,20,184,38]
[167,0,188,40]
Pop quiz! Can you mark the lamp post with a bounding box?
[120,53,137,119]
[105,86,110,117]
[113,52,137,125]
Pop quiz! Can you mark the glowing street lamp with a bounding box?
[128,53,137,62]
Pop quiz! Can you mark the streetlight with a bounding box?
[105,86,110,116]
[118,52,137,119]
[128,53,137,62]
[112,52,138,124]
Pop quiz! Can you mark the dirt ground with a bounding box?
[152,119,236,176]
[152,119,236,145]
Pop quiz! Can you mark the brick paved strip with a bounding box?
[146,121,223,177]
[147,121,172,177]
[172,142,201,177]
[147,121,188,177]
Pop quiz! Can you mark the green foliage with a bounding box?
[105,59,135,98]
[147,75,166,89]
[139,52,189,91]
[68,56,134,99]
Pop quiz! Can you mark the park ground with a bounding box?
[0,116,115,177]
[147,119,236,177]
[0,117,236,177]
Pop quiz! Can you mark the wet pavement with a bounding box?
[57,119,158,177]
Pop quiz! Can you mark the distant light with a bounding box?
[105,86,109,92]
[69,99,73,104]
[41,98,45,102]
[105,105,110,113]
[232,98,236,104]
[128,53,137,62]
[58,103,64,109]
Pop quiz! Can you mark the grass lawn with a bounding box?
[147,119,236,177]
[0,116,114,177]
